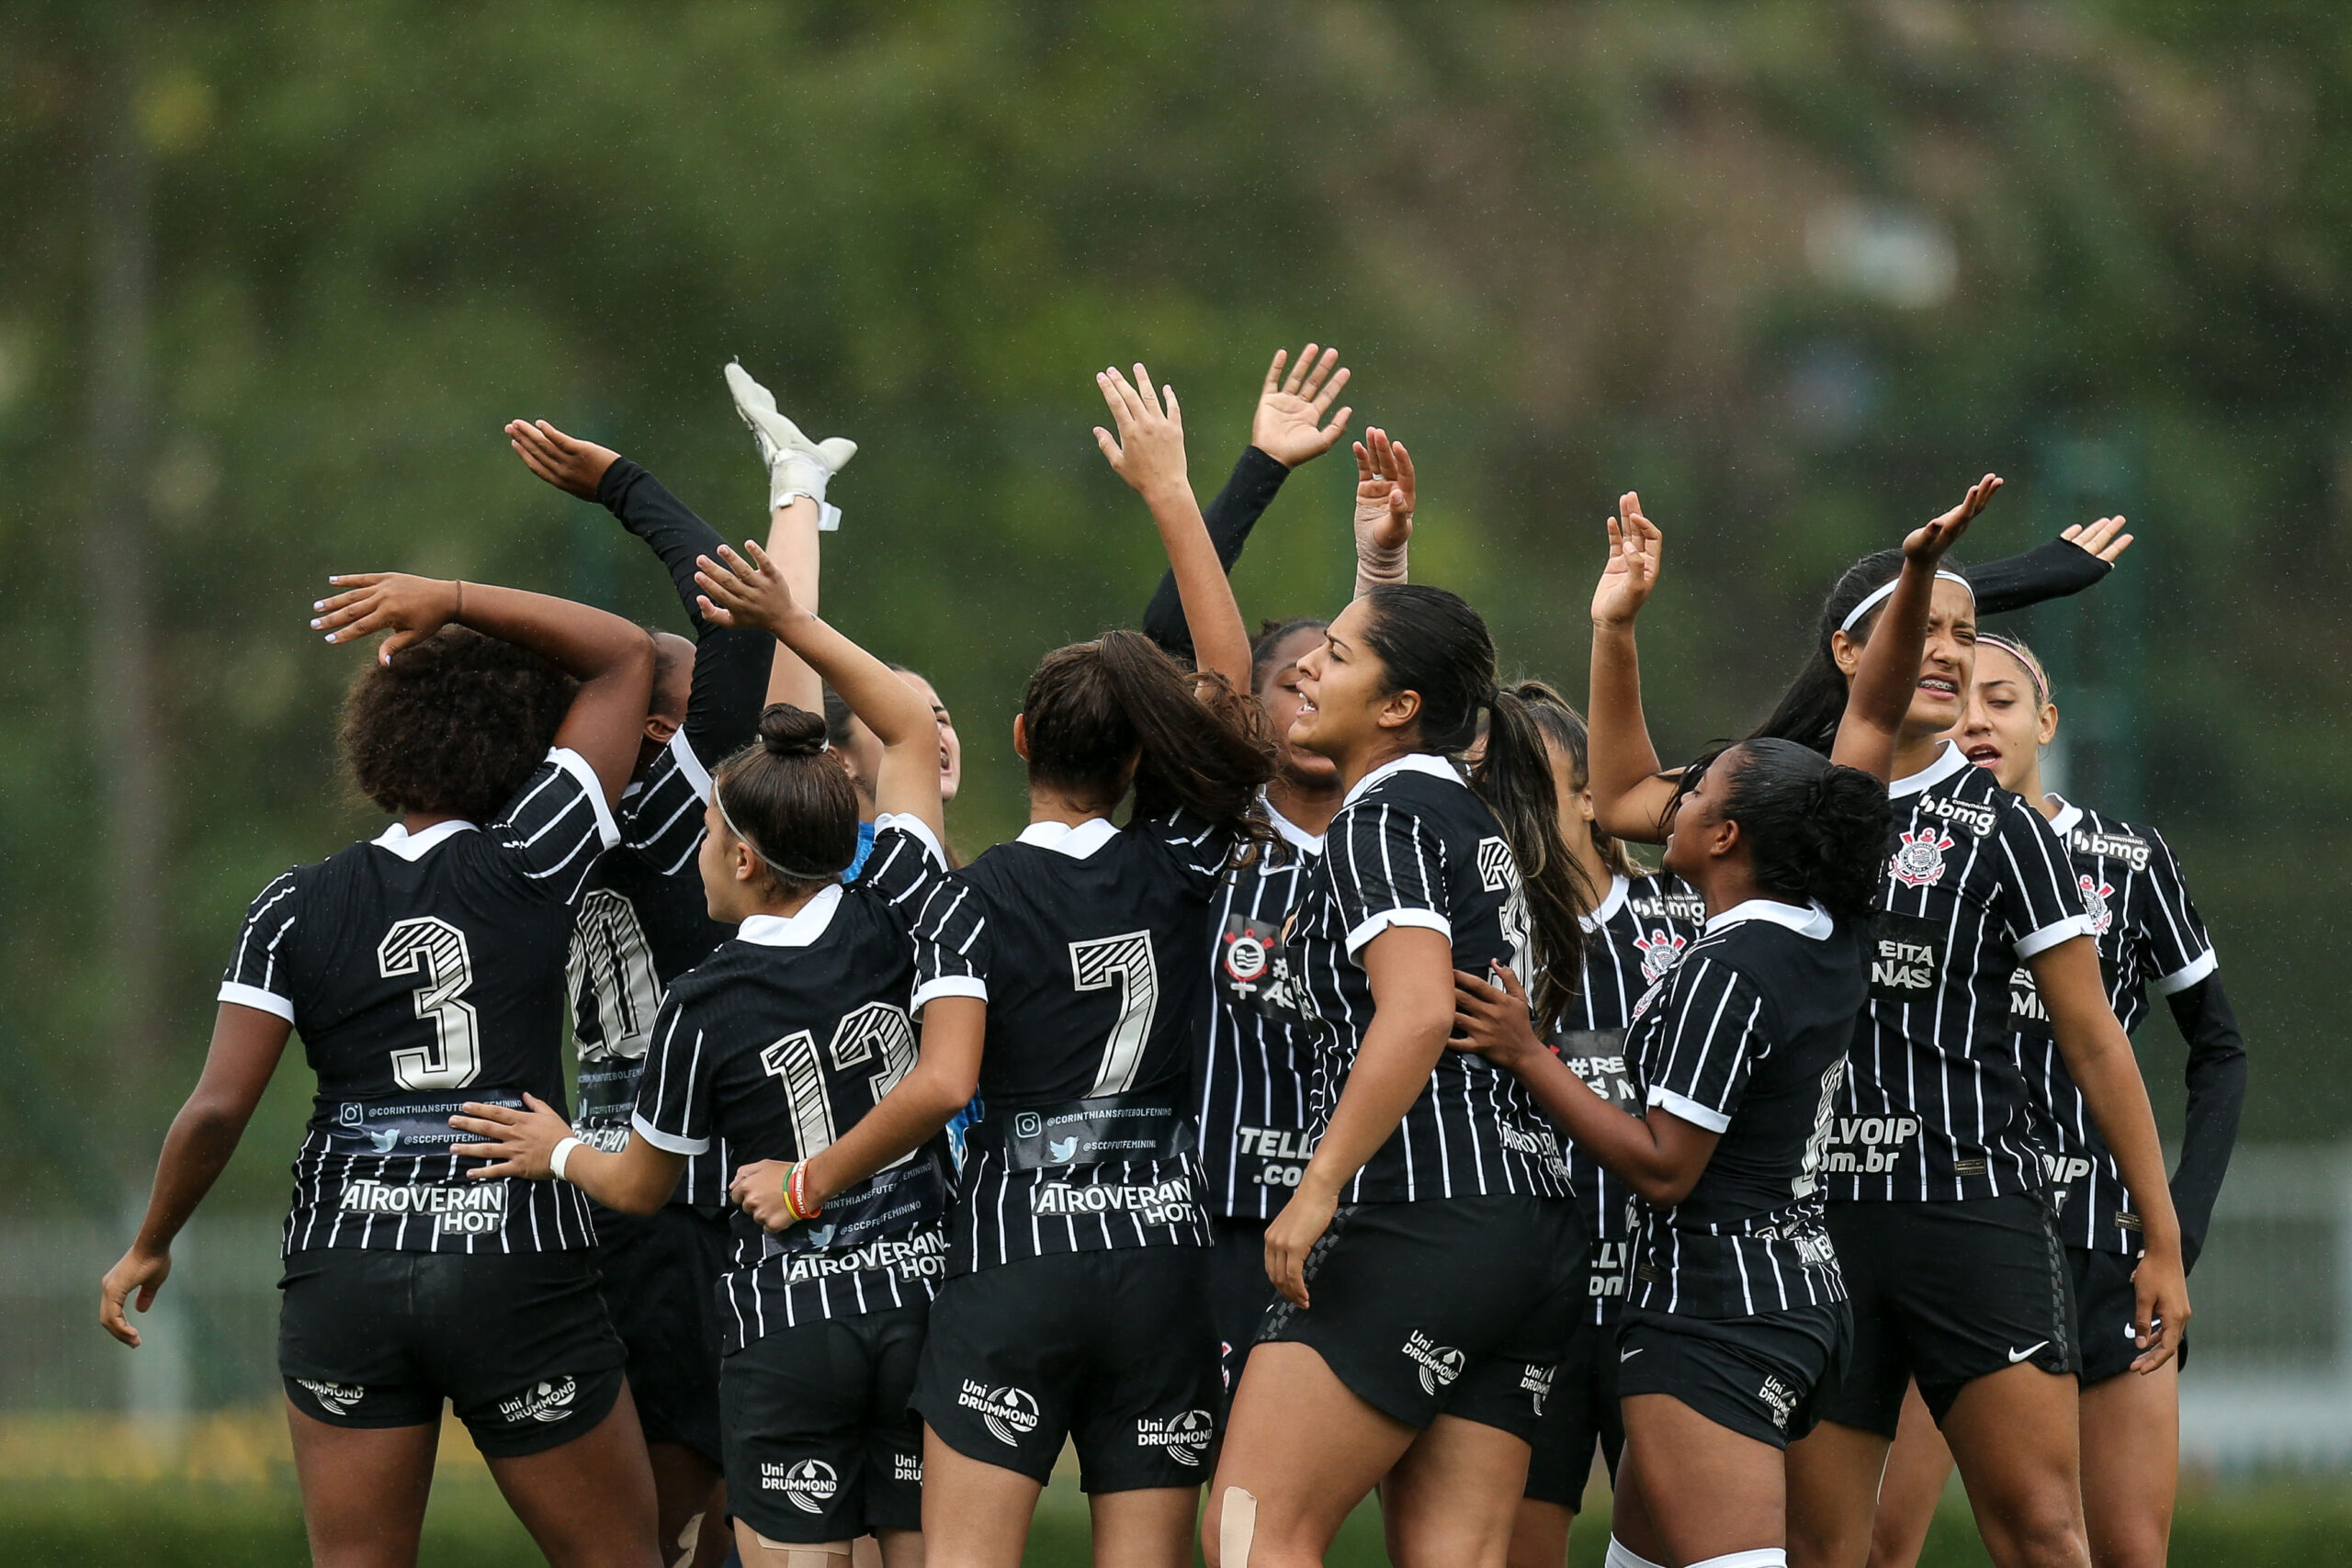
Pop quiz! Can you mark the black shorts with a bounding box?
[1208,1216,1277,1404]
[722,1301,926,1542]
[1522,1311,1624,1508]
[596,1201,731,1465]
[278,1247,626,1459]
[1259,1194,1584,1440]
[913,1247,1218,1492]
[2069,1246,2186,1386]
[1614,1303,1851,1450]
[1814,1194,2079,1437]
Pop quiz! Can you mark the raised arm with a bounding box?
[507,417,771,761]
[1351,427,1414,598]
[1972,516,2132,616]
[1827,474,1999,780]
[1585,492,1679,841]
[313,574,654,807]
[695,539,947,845]
[1094,364,1252,695]
[1138,344,1351,660]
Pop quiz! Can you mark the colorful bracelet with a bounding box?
[778,1160,824,1224]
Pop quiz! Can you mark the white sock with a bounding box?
[1686,1551,1786,1568]
[1607,1538,1668,1568]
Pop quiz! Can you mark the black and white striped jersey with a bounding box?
[1825,742,2092,1203]
[1558,872,1705,1323]
[2008,799,2218,1253]
[220,750,620,1256]
[569,732,739,1207]
[1627,900,1864,1318]
[630,819,950,1350]
[1195,801,1323,1218]
[910,810,1238,1276]
[1289,754,1576,1203]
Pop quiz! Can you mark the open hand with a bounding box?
[98,1246,171,1348]
[311,573,461,663]
[449,1093,573,1179]
[1905,473,2001,568]
[1353,428,1416,556]
[1590,491,1662,628]
[506,419,620,501]
[1093,364,1190,503]
[695,539,805,636]
[2064,515,2133,565]
[1252,344,1352,468]
[1451,963,1547,1071]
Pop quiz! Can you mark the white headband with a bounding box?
[1838,570,1973,635]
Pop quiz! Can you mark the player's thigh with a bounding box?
[2077,1360,2177,1568]
[1619,1393,1787,1566]
[1864,1381,1953,1568]
[1382,1414,1532,1568]
[1206,1341,1419,1568]
[916,1426,1042,1568]
[1939,1362,2087,1568]
[487,1381,663,1568]
[285,1400,439,1568]
[1786,1420,1891,1568]
[1506,1498,1575,1568]
[1086,1486,1202,1568]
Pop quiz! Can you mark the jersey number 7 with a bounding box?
[1072,931,1159,1098]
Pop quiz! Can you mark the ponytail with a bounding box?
[1713,739,1892,922]
[1508,677,1643,884]
[1020,629,1276,863]
[1356,586,1591,1032]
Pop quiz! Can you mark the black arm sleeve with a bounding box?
[2165,974,2247,1273]
[1139,446,1291,663]
[1970,536,2113,616]
[596,457,770,762]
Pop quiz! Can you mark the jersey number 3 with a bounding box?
[379,917,481,1090]
[1072,931,1159,1098]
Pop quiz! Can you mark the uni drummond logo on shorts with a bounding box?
[1135,1408,1215,1467]
[957,1379,1040,1446]
[892,1452,923,1483]
[338,1177,507,1237]
[1758,1374,1798,1431]
[762,1459,840,1515]
[1401,1330,1466,1395]
[296,1379,364,1416]
[496,1376,579,1426]
[1518,1363,1555,1417]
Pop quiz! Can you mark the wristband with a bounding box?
[550,1135,583,1183]
[778,1160,823,1224]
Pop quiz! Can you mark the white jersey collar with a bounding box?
[1262,794,1326,856]
[370,818,479,862]
[739,883,844,948]
[1016,816,1121,860]
[1580,874,1631,932]
[1889,740,1971,799]
[2044,795,2083,837]
[1704,897,1836,941]
[1342,750,1464,811]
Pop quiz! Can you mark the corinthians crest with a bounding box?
[2077,874,2116,935]
[1890,826,1956,889]
[1633,927,1686,984]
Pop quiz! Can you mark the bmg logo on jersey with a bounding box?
[338,1177,507,1236]
[761,1458,840,1514]
[1822,1116,1919,1174]
[1135,1408,1215,1466]
[958,1380,1040,1446]
[1400,1329,1466,1395]
[2070,827,2150,871]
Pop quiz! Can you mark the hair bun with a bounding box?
[756,703,830,758]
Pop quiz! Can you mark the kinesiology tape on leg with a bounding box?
[746,1529,854,1568]
[1219,1487,1259,1568]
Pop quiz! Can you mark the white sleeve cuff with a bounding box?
[548,747,624,851]
[1344,908,1452,959]
[911,976,989,1015]
[2152,948,2219,997]
[218,982,295,1023]
[629,1110,709,1156]
[1646,1086,1732,1134]
[875,812,947,870]
[667,728,713,805]
[2014,913,2095,960]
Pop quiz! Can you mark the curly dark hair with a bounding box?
[340,626,577,822]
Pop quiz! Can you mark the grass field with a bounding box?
[5,1413,2351,1566]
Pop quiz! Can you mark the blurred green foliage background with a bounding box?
[1,0,2346,1213]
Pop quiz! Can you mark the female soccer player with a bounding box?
[1202,580,1589,1568]
[1583,489,2190,1568]
[1493,682,1702,1568]
[724,364,1273,1568]
[1862,632,2244,1568]
[101,576,660,1568]
[451,543,953,1568]
[1458,501,1975,1568]
[509,412,825,1568]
